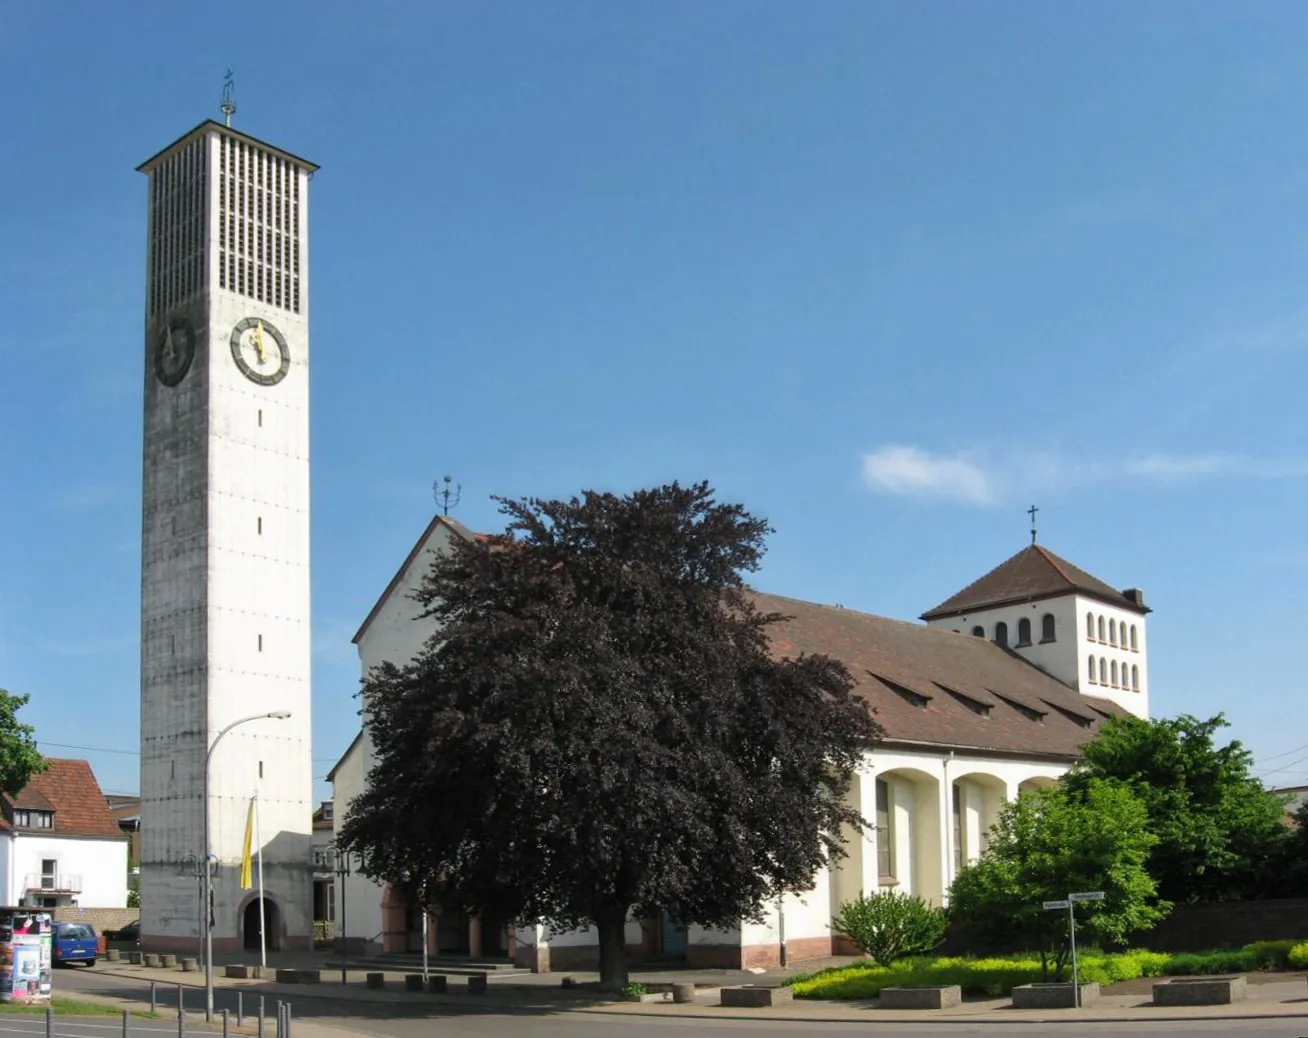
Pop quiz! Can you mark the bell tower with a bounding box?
[137,108,317,952]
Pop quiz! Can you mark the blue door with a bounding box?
[659,911,687,958]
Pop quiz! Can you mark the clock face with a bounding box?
[154,317,196,387]
[230,317,290,386]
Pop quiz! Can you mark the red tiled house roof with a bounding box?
[1,759,123,838]
[920,544,1150,621]
[759,592,1122,761]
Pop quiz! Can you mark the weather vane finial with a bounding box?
[1028,504,1039,546]
[220,70,237,127]
[433,475,462,517]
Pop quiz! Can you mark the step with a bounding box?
[321,958,527,977]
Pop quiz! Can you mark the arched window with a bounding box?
[1086,613,1095,639]
[1111,660,1118,686]
[1097,616,1106,642]
[1109,619,1117,645]
[1132,665,1139,690]
[1099,657,1107,684]
[1130,625,1138,651]
[1017,618,1032,646]
[971,626,985,638]
[1088,657,1096,683]
[1042,613,1056,642]
[994,622,1009,647]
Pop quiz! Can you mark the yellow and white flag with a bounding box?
[239,796,256,889]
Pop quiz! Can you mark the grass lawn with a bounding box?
[0,998,123,1016]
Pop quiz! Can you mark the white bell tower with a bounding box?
[137,103,317,952]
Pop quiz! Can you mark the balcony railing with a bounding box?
[24,874,82,893]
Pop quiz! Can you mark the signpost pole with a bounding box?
[1067,901,1079,1009]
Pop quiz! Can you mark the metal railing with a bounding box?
[24,872,81,892]
[313,919,334,942]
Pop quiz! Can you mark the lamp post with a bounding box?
[331,848,352,986]
[203,711,291,1020]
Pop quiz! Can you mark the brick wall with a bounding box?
[53,907,139,934]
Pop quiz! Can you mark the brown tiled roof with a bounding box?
[757,592,1125,760]
[0,759,123,838]
[920,544,1150,621]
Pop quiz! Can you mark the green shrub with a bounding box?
[1245,939,1305,970]
[1288,942,1308,969]
[830,891,948,967]
[1158,950,1258,975]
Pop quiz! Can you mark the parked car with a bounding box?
[53,922,98,967]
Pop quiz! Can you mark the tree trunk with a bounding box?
[595,904,630,993]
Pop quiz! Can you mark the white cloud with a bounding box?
[860,445,1308,507]
[860,446,995,505]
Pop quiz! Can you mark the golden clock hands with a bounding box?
[253,321,268,364]
[162,324,175,362]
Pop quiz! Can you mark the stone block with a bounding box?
[275,969,300,983]
[672,982,696,1004]
[180,958,197,972]
[224,965,251,979]
[1152,976,1247,1006]
[144,954,161,968]
[720,985,793,1008]
[366,972,385,989]
[405,974,424,992]
[299,970,320,984]
[426,975,447,993]
[106,950,120,962]
[467,973,488,995]
[1011,982,1100,1009]
[128,952,143,965]
[880,985,962,1009]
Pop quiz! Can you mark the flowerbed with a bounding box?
[787,940,1308,1000]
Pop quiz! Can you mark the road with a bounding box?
[47,967,1308,1038]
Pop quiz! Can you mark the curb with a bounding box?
[82,967,1308,1027]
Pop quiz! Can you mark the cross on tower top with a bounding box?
[1028,504,1039,545]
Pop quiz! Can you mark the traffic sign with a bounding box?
[1070,891,1105,902]
[1042,899,1071,910]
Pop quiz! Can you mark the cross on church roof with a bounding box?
[1028,504,1039,545]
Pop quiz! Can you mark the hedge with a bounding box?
[788,940,1308,1000]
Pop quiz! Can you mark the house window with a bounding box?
[1087,657,1096,684]
[1111,660,1118,686]
[1132,665,1140,690]
[1016,618,1032,647]
[1041,613,1056,642]
[1099,657,1107,684]
[1097,616,1106,642]
[1130,625,1138,651]
[994,622,1009,647]
[1086,613,1095,640]
[1109,619,1117,646]
[40,860,57,889]
[971,626,985,638]
[876,779,894,880]
[14,810,52,829]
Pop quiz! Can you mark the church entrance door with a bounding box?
[243,899,280,952]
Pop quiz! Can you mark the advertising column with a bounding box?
[0,909,53,1003]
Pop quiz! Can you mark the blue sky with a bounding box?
[2,1,1307,803]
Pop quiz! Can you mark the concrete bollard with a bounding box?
[365,972,385,989]
[404,974,424,992]
[426,975,447,993]
[160,954,177,968]
[671,982,695,1003]
[181,957,196,972]
[467,974,488,995]
[144,953,162,968]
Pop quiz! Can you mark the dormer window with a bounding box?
[13,810,53,829]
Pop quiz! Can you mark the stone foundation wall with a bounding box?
[54,908,139,934]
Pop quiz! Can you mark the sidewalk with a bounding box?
[82,958,1308,1026]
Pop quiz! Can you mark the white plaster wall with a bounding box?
[928,596,1080,690]
[1074,595,1149,718]
[739,869,832,951]
[0,837,12,905]
[329,737,384,948]
[12,836,129,908]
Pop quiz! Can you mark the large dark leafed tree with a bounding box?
[0,689,46,795]
[338,482,881,990]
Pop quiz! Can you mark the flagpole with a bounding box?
[256,793,267,971]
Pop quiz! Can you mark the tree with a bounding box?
[338,482,882,990]
[1063,714,1291,903]
[0,690,45,796]
[949,779,1168,980]
[830,890,947,966]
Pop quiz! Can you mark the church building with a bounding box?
[329,515,1152,970]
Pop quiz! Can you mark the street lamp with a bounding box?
[331,847,352,986]
[203,711,291,1020]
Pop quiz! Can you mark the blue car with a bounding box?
[53,922,98,967]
